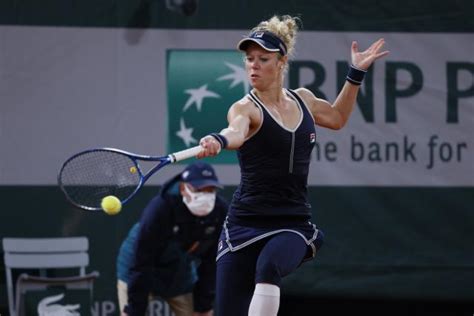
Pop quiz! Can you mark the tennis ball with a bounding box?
[101,195,122,215]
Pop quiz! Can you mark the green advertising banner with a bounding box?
[167,50,247,163]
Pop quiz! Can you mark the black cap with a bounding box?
[181,162,222,189]
[237,31,288,56]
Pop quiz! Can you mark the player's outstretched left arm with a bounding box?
[298,38,389,130]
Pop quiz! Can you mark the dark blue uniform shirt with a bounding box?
[229,89,316,226]
[118,175,228,316]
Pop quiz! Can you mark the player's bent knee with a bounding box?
[255,260,282,286]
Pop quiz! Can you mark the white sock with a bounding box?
[248,283,280,316]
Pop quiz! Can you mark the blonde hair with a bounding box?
[250,15,300,58]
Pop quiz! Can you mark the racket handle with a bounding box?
[170,146,203,163]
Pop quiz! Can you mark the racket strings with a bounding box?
[59,151,141,209]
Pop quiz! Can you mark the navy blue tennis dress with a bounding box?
[216,88,324,262]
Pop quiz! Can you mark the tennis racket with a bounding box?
[58,146,203,211]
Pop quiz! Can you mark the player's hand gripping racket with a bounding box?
[58,146,203,211]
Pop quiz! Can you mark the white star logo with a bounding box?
[217,62,250,93]
[183,84,220,112]
[176,118,197,147]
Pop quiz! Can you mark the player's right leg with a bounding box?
[215,240,265,316]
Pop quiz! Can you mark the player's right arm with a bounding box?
[197,97,258,158]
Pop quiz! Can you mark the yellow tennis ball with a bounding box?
[130,166,137,174]
[101,195,122,215]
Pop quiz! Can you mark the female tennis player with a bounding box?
[198,15,389,316]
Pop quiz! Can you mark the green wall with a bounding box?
[0,0,472,32]
[1,185,473,311]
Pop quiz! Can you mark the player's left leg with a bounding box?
[249,232,308,316]
[116,279,128,315]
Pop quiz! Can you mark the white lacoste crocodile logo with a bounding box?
[37,293,80,316]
